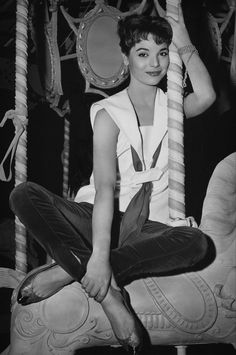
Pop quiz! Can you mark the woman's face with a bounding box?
[124,33,169,87]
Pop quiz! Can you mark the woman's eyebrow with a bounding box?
[136,47,149,52]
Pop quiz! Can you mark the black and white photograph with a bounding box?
[0,1,235,354]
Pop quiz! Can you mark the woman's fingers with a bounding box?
[83,280,97,297]
[94,287,107,303]
[81,276,88,288]
[165,4,184,25]
[81,276,94,294]
[81,278,92,293]
[153,0,165,18]
[88,283,100,298]
[81,277,107,302]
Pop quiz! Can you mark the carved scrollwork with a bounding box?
[214,267,236,317]
[40,283,89,333]
[13,306,48,340]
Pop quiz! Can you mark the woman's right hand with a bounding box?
[165,5,191,49]
[81,253,112,303]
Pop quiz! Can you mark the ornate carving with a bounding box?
[214,267,236,316]
[143,274,217,333]
[138,312,173,330]
[13,306,48,340]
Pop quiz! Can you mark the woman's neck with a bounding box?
[127,83,157,107]
[127,83,158,126]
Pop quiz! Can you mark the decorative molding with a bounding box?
[143,273,218,334]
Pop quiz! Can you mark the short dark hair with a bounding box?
[117,14,173,56]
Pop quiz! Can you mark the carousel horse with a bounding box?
[2,152,236,355]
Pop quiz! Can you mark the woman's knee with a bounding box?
[9,181,41,213]
[173,226,208,263]
[185,227,208,263]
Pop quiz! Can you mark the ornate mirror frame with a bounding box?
[60,0,151,96]
[76,2,128,93]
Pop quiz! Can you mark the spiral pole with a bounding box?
[62,118,70,199]
[230,4,236,86]
[166,0,185,220]
[14,0,29,273]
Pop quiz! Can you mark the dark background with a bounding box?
[0,0,236,353]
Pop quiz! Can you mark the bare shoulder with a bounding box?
[93,108,118,182]
[94,108,119,137]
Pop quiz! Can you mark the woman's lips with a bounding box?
[146,70,162,76]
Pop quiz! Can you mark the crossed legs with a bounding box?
[9,182,208,348]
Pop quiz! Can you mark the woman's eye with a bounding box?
[138,52,148,57]
[160,51,168,56]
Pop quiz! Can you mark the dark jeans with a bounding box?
[9,182,208,285]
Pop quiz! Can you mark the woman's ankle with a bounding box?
[111,274,121,291]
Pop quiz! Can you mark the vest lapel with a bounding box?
[99,89,143,164]
[149,88,168,160]
[101,88,167,167]
[117,89,144,164]
[122,88,167,166]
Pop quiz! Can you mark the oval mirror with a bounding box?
[77,6,128,89]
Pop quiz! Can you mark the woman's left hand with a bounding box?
[81,254,112,303]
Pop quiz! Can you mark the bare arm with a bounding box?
[81,108,119,302]
[167,7,216,118]
[92,108,118,259]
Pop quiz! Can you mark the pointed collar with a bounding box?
[100,88,168,164]
[122,88,168,162]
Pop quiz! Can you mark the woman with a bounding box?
[10,8,216,352]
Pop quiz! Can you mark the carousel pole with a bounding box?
[166,0,185,220]
[62,117,70,199]
[166,1,186,354]
[230,1,236,86]
[14,0,29,274]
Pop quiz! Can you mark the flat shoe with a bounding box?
[17,262,63,305]
[116,288,143,353]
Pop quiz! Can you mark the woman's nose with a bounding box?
[150,55,159,67]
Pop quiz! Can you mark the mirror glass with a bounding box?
[87,16,122,78]
[77,10,128,89]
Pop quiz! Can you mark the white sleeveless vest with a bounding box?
[75,88,169,223]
